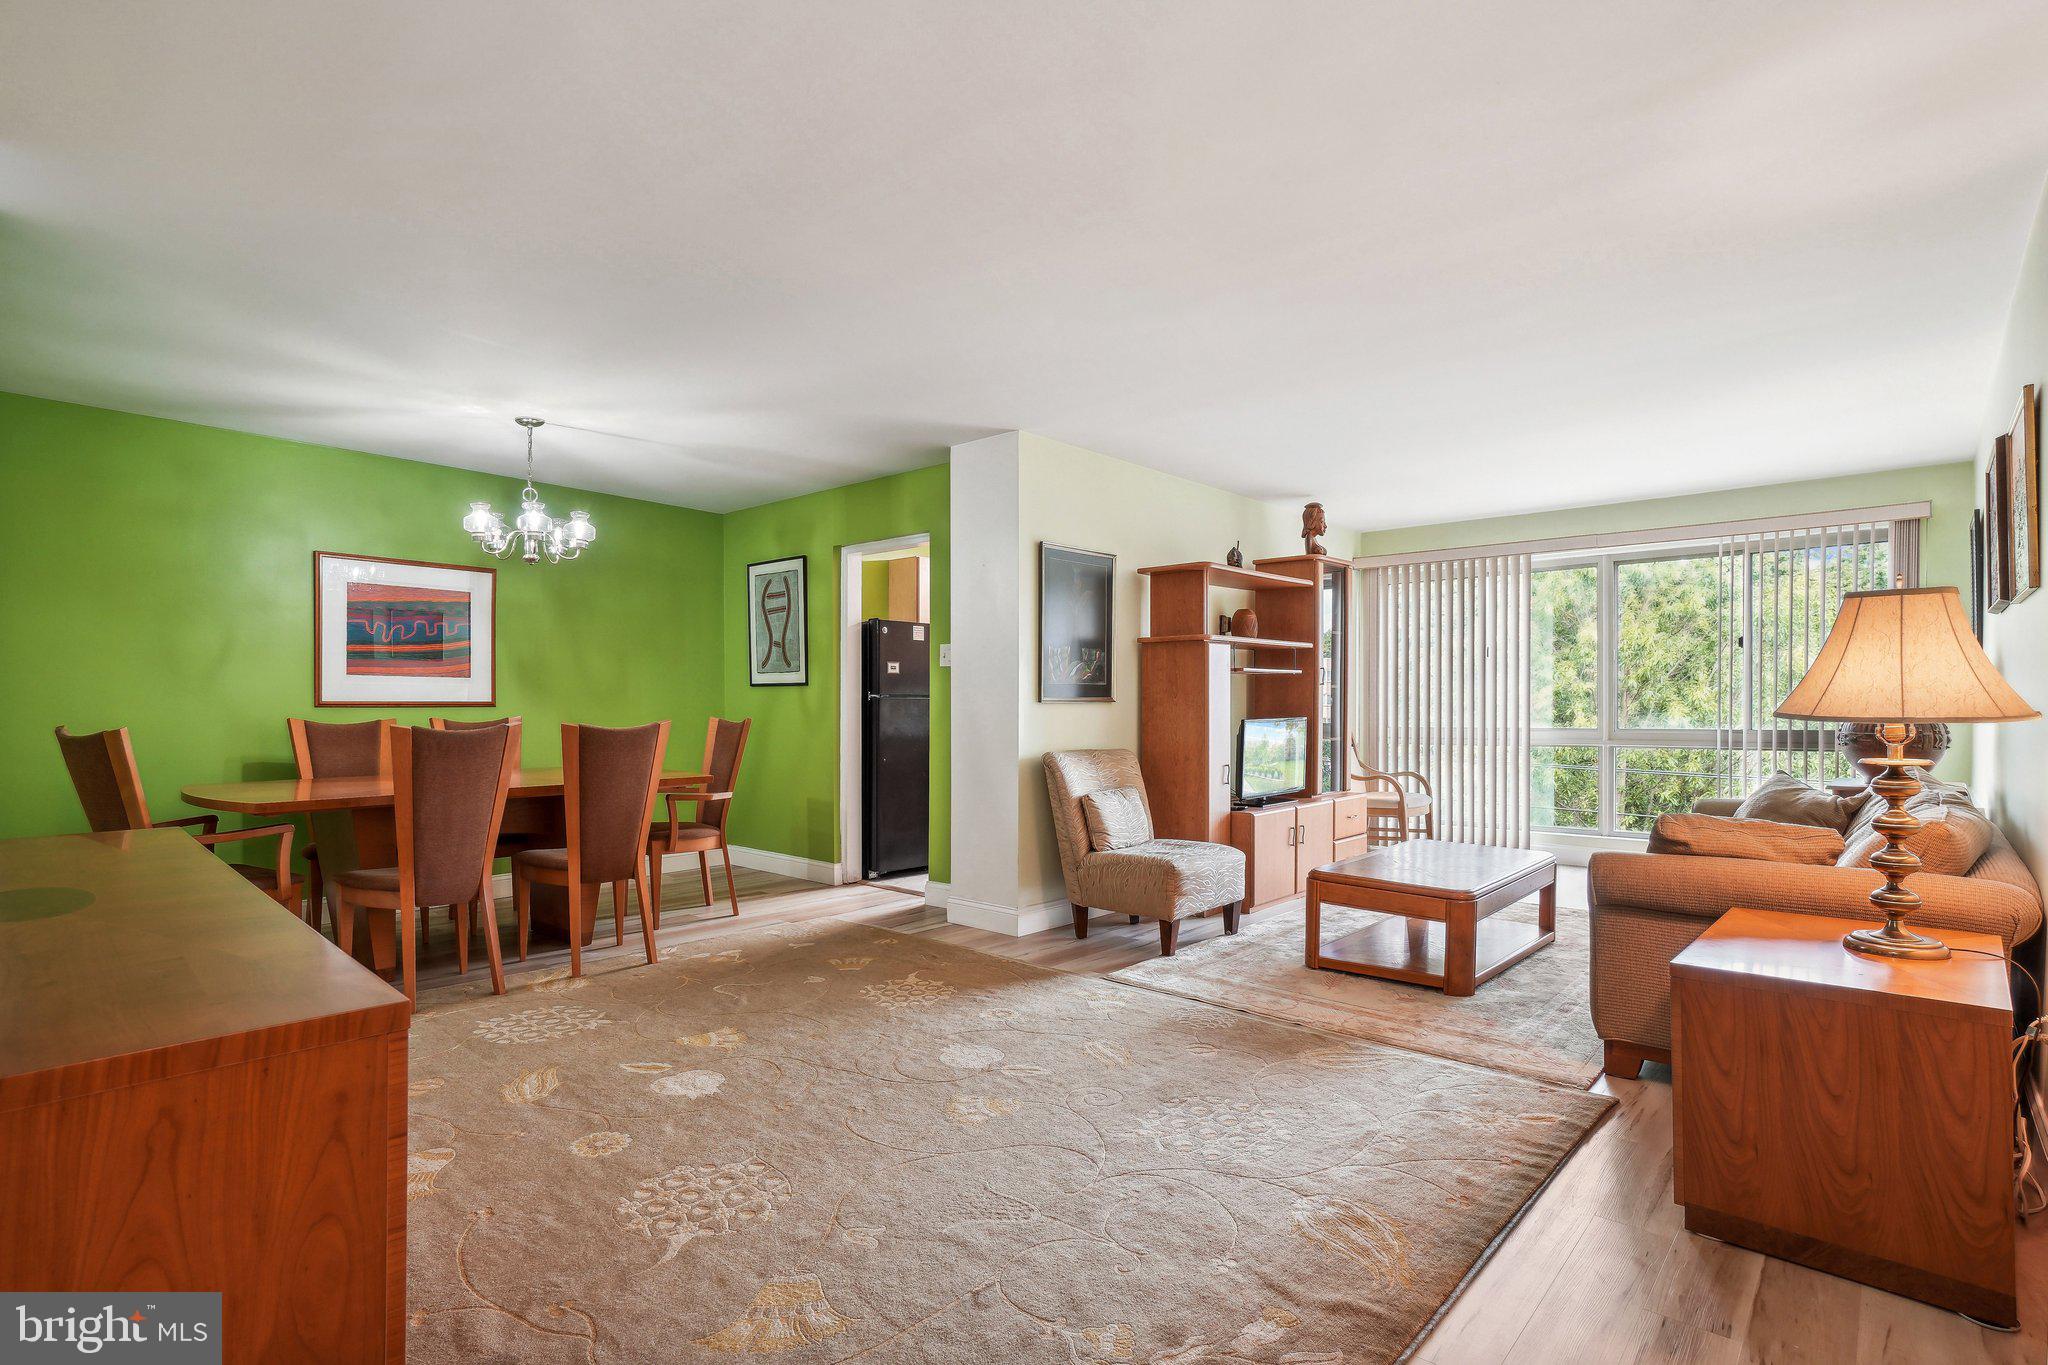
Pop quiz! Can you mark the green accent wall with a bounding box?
[0,391,725,842]
[721,464,950,882]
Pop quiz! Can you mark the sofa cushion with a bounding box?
[1080,786,1154,851]
[1076,839,1245,921]
[1732,771,1868,831]
[1647,812,1845,865]
[1839,800,1995,877]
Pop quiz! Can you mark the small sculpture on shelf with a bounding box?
[1226,541,1244,568]
[1302,502,1327,556]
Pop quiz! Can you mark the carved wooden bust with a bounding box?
[1302,502,1327,556]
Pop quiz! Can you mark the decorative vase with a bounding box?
[1231,608,1259,638]
[1833,721,1951,781]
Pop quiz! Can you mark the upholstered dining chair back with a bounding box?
[390,725,517,907]
[54,725,151,831]
[565,722,670,885]
[1041,749,1150,907]
[697,717,752,832]
[432,715,524,768]
[288,717,393,779]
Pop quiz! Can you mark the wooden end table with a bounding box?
[1672,907,2016,1327]
[1304,840,1556,996]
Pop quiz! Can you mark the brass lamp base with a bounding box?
[1842,924,1951,961]
[1839,720,1951,962]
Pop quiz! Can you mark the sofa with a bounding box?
[1588,780,2044,1078]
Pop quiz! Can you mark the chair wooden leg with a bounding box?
[1159,919,1181,956]
[366,905,396,974]
[569,882,599,978]
[454,900,471,976]
[634,860,659,966]
[647,850,664,930]
[612,880,627,945]
[721,846,739,916]
[1223,900,1241,934]
[335,890,355,955]
[1071,903,1089,939]
[477,891,506,995]
[307,859,325,934]
[698,851,712,906]
[400,903,419,1004]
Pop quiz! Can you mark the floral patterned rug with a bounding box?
[1108,902,1604,1089]
[405,919,1611,1363]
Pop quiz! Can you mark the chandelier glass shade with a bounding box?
[464,417,595,564]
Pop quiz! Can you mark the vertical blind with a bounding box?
[1712,516,1918,791]
[1359,554,1532,846]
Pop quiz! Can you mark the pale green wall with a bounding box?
[0,392,725,845]
[1013,432,1348,905]
[720,463,950,881]
[1356,460,1980,777]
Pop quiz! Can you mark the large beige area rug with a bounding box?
[1107,902,1604,1089]
[405,920,1610,1364]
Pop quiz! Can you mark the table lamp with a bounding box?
[1776,585,2037,960]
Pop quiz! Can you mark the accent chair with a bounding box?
[1042,748,1245,956]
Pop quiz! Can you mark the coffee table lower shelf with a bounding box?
[1311,914,1553,992]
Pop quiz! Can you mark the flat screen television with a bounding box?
[1235,715,1309,805]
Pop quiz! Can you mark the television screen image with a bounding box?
[1237,716,1309,803]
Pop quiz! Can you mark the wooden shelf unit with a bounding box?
[1136,557,1351,898]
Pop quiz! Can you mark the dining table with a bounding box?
[182,766,710,970]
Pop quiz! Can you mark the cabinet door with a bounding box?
[1294,800,1335,892]
[1233,807,1298,909]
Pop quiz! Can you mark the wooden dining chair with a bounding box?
[287,718,393,933]
[1349,737,1435,845]
[512,722,670,980]
[430,715,523,767]
[647,716,751,925]
[331,725,517,1002]
[55,725,300,911]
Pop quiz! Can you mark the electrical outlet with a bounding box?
[938,643,953,667]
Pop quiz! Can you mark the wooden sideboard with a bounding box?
[0,829,412,1362]
[1671,907,2016,1327]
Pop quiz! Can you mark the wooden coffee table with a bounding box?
[1304,840,1556,996]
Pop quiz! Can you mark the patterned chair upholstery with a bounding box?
[1042,749,1245,956]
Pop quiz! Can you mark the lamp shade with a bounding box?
[1775,586,2038,723]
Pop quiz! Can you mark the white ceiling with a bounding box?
[3,3,2045,528]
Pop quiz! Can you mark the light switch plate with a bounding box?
[938,643,953,668]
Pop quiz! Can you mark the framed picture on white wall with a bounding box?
[1039,542,1115,702]
[313,552,496,706]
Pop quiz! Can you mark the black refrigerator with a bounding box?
[862,618,930,879]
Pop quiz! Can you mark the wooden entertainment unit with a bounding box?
[1137,553,1364,911]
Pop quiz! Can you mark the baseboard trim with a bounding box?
[945,895,1085,938]
[725,844,838,884]
[923,880,950,909]
[486,845,838,897]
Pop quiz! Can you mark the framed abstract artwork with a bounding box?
[2009,382,2039,606]
[747,555,808,686]
[1970,509,1985,639]
[313,552,495,706]
[1989,449,2012,614]
[1039,542,1115,702]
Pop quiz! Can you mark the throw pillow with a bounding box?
[1647,812,1846,865]
[1838,801,1995,877]
[1732,770,1869,832]
[1081,787,1154,851]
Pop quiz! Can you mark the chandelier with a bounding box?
[462,417,596,564]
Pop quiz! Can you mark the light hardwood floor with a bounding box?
[410,866,2048,1363]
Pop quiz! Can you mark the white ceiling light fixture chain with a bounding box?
[462,417,596,564]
